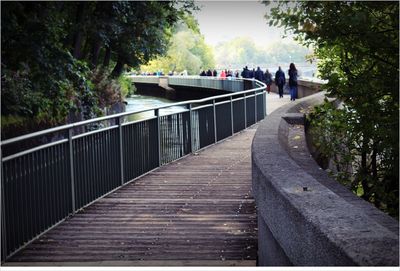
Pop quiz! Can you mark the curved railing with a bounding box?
[128,75,250,92]
[168,76,246,92]
[0,77,266,260]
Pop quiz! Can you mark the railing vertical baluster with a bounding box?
[177,114,181,157]
[230,96,234,135]
[244,93,247,128]
[264,91,267,117]
[160,117,163,165]
[188,104,193,153]
[68,128,76,213]
[255,91,257,123]
[117,117,124,185]
[155,109,161,166]
[1,148,7,261]
[213,99,217,143]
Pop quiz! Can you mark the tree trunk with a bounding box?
[111,55,124,78]
[72,2,86,59]
[360,137,370,201]
[80,36,91,61]
[103,46,111,67]
[73,32,84,59]
[91,40,102,68]
[371,142,378,179]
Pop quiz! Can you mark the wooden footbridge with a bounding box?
[7,125,258,266]
[1,77,269,266]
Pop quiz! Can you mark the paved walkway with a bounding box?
[7,94,289,266]
[266,93,291,114]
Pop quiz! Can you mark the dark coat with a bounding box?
[275,69,286,86]
[288,69,298,87]
[241,68,250,78]
[255,68,264,81]
[249,69,255,78]
[264,71,272,85]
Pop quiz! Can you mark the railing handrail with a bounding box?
[1,78,265,147]
[127,74,244,81]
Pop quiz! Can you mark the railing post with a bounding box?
[230,96,234,135]
[264,91,267,118]
[213,99,217,143]
[117,117,124,185]
[188,104,193,153]
[244,93,247,128]
[68,128,76,213]
[255,90,258,123]
[1,147,7,261]
[155,109,161,166]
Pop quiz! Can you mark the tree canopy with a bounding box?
[140,15,215,75]
[1,1,195,138]
[266,1,399,217]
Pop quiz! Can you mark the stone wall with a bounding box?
[252,92,399,266]
[270,79,323,98]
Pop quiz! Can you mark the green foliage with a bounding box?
[1,1,195,138]
[140,17,215,75]
[267,1,399,217]
[117,76,135,98]
[308,101,358,188]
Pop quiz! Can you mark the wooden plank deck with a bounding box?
[7,125,259,266]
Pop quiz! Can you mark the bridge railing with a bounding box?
[127,75,248,92]
[0,78,266,261]
[168,76,245,92]
[127,75,160,84]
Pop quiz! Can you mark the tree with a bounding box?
[1,1,196,138]
[140,16,215,75]
[265,1,399,217]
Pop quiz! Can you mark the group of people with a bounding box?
[241,64,298,101]
[140,63,299,101]
[275,63,298,101]
[199,69,218,77]
[199,69,241,78]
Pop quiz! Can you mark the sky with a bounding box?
[193,0,292,46]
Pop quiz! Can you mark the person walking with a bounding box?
[241,66,250,78]
[255,67,264,81]
[264,69,272,94]
[288,63,298,101]
[220,69,226,78]
[275,66,285,98]
[249,68,255,79]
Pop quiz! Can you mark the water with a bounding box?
[125,94,186,122]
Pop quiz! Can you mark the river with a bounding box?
[125,93,185,121]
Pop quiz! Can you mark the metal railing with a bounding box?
[168,76,245,92]
[0,78,266,261]
[127,75,247,92]
[126,75,160,84]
